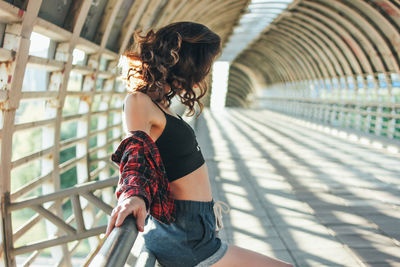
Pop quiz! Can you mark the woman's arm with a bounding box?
[122,91,152,135]
[106,92,154,236]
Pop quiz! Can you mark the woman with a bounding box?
[106,21,293,267]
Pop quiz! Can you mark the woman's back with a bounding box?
[123,91,213,202]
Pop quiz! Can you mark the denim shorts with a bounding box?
[142,199,229,267]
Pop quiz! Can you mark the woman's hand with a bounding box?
[105,196,148,237]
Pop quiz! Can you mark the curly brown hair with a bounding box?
[120,21,221,118]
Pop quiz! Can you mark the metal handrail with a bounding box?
[89,214,139,267]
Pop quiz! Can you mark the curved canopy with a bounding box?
[227,0,400,107]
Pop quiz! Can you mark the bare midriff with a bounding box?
[168,162,213,201]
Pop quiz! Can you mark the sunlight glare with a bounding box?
[210,61,230,110]
[29,32,50,57]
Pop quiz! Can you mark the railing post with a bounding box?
[1,192,15,267]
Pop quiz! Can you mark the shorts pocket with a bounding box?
[201,212,216,241]
[186,214,207,250]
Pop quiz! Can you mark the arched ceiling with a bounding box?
[227,0,400,107]
[220,0,295,62]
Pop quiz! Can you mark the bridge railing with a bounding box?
[1,177,117,266]
[1,175,157,266]
[257,96,400,151]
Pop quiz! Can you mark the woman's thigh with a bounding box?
[212,244,294,267]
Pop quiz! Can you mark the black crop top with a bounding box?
[122,100,205,182]
[152,101,205,182]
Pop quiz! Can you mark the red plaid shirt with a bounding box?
[111,130,176,224]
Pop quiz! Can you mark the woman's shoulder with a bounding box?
[123,91,155,113]
[123,91,160,128]
[124,91,152,105]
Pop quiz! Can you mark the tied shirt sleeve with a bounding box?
[111,131,176,224]
[111,138,153,211]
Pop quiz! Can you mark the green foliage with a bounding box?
[62,96,80,116]
[10,162,41,193]
[61,166,77,189]
[89,136,97,148]
[12,127,42,161]
[90,116,98,130]
[60,147,76,164]
[61,121,78,141]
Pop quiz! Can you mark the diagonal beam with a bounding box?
[71,195,86,233]
[31,205,76,236]
[82,191,113,215]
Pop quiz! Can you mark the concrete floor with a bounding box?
[196,107,400,267]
